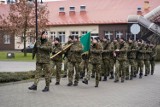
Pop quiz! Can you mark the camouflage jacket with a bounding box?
[150,46,157,60]
[116,42,128,61]
[32,37,52,64]
[90,43,102,64]
[136,45,146,60]
[144,46,152,60]
[102,42,114,59]
[52,43,62,62]
[127,42,137,59]
[67,41,82,63]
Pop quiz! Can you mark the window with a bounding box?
[70,31,79,37]
[29,36,35,43]
[116,31,123,39]
[105,31,113,40]
[70,6,75,11]
[50,31,56,40]
[3,35,11,44]
[80,5,86,11]
[59,7,65,12]
[81,31,87,36]
[58,32,65,43]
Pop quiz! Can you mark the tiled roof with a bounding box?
[47,0,160,25]
[0,0,160,26]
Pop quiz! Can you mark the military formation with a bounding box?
[28,31,157,92]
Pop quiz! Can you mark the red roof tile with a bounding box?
[0,0,160,26]
[47,0,160,25]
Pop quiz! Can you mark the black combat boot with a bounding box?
[82,79,88,85]
[151,70,154,75]
[139,73,143,79]
[91,75,95,78]
[62,74,67,78]
[73,82,78,86]
[55,82,60,85]
[109,72,114,79]
[103,76,107,81]
[114,79,119,83]
[121,79,124,83]
[42,86,49,92]
[99,76,102,81]
[28,84,37,90]
[130,75,133,80]
[67,82,73,86]
[94,85,98,88]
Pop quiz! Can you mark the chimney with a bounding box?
[137,7,142,15]
[59,7,65,16]
[69,6,75,15]
[80,5,86,14]
[144,0,150,13]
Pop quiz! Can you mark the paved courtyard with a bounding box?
[0,63,160,107]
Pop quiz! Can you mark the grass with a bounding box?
[0,51,35,62]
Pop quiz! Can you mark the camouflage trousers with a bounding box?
[68,62,81,84]
[63,58,68,75]
[128,59,137,77]
[52,61,62,82]
[102,58,114,77]
[137,60,144,75]
[115,60,126,81]
[150,59,155,74]
[34,63,51,87]
[80,60,90,81]
[125,60,129,79]
[144,60,150,75]
[92,63,101,86]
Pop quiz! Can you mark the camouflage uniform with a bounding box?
[102,41,114,81]
[127,41,137,79]
[52,43,62,83]
[144,45,152,76]
[90,43,102,87]
[150,45,157,75]
[114,41,128,82]
[67,41,82,85]
[32,37,52,87]
[136,44,146,78]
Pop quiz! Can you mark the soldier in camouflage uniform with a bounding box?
[150,43,157,75]
[28,31,52,92]
[114,38,128,83]
[144,43,152,76]
[136,40,146,78]
[67,36,82,86]
[62,36,73,78]
[51,37,62,85]
[127,39,137,80]
[90,38,102,87]
[101,37,114,81]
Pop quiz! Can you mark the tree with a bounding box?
[0,0,49,56]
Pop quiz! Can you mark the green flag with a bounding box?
[80,32,91,53]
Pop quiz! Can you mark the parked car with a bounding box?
[21,44,34,53]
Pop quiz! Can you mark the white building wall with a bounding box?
[48,25,99,42]
[14,25,99,49]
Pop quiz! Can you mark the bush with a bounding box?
[0,71,35,83]
[0,69,64,83]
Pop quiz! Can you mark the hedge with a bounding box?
[0,68,65,83]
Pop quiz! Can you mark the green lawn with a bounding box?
[0,52,35,61]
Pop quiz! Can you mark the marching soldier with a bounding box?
[90,38,102,87]
[144,43,152,76]
[63,36,73,78]
[127,39,137,80]
[67,36,82,86]
[101,37,114,81]
[150,43,157,75]
[136,40,145,78]
[28,31,52,92]
[51,37,63,85]
[114,38,128,83]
